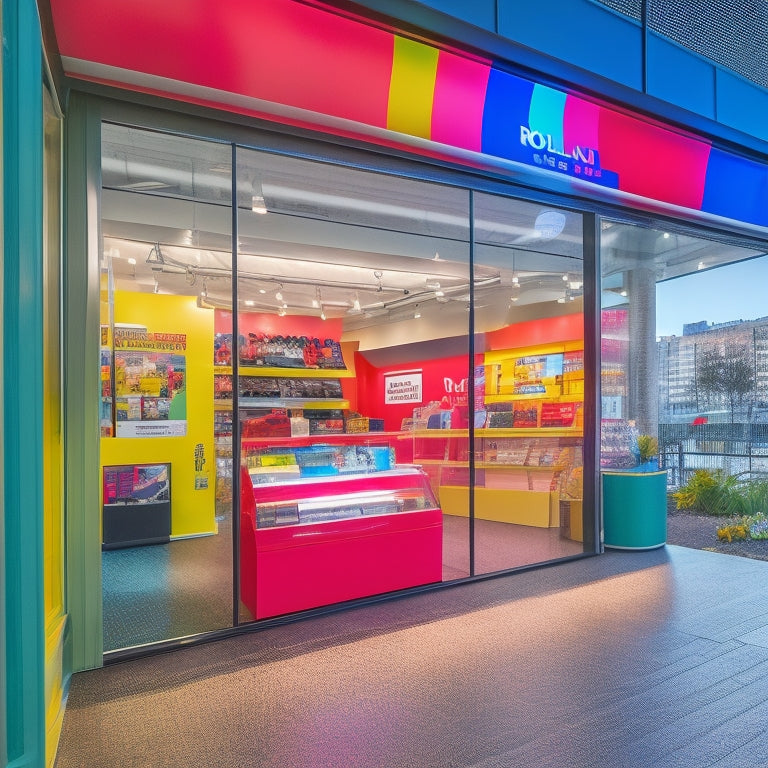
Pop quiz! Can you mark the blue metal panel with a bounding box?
[2,0,45,765]
[498,0,643,90]
[646,33,716,119]
[413,0,496,31]
[717,70,768,144]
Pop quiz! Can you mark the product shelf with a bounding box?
[410,427,583,439]
[214,365,355,379]
[214,397,350,410]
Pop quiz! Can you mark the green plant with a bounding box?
[672,469,740,516]
[717,523,750,542]
[636,435,658,463]
[748,514,768,540]
[730,480,768,518]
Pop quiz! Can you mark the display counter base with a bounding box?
[102,501,172,550]
[439,486,559,527]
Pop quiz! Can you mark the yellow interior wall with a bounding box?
[100,292,216,537]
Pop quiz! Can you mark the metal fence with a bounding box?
[659,423,768,488]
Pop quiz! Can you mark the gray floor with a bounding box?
[58,544,768,768]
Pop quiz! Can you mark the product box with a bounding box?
[308,418,345,435]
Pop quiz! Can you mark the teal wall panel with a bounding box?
[647,33,716,120]
[498,0,643,90]
[2,0,45,765]
[417,0,496,30]
[717,70,768,144]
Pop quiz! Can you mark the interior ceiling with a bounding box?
[100,124,766,333]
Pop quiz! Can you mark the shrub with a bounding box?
[717,523,750,542]
[748,514,768,540]
[636,434,658,463]
[731,480,768,518]
[672,470,740,516]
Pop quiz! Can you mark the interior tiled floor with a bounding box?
[64,545,768,768]
[102,514,583,651]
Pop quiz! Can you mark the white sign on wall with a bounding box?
[384,370,423,404]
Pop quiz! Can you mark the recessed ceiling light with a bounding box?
[127,257,136,265]
[244,300,255,307]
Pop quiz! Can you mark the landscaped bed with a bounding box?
[665,469,768,561]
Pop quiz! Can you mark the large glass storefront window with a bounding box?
[599,221,765,549]
[472,194,586,573]
[233,148,471,620]
[98,123,596,648]
[99,125,234,650]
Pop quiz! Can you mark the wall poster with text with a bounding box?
[113,328,188,437]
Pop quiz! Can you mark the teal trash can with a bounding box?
[602,470,668,550]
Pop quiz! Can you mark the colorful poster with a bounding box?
[513,353,563,394]
[114,344,187,438]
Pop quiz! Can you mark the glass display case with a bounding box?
[239,434,442,620]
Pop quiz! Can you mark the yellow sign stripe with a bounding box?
[387,36,439,139]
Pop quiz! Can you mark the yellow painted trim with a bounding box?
[387,36,439,139]
[45,614,68,768]
[217,399,350,411]
[484,340,583,365]
[215,365,356,378]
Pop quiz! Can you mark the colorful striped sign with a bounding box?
[50,0,768,228]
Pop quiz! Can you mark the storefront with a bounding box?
[45,0,768,668]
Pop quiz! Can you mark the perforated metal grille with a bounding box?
[595,0,642,19]
[594,0,768,88]
[648,0,768,88]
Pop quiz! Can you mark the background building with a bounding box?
[659,317,768,423]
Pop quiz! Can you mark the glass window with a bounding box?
[600,220,766,481]
[234,147,471,621]
[99,124,234,650]
[472,194,587,573]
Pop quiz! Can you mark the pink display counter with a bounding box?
[239,464,442,619]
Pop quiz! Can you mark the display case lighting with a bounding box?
[251,194,268,214]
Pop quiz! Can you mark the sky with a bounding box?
[656,254,768,338]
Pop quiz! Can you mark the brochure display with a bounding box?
[239,435,442,619]
[102,463,171,549]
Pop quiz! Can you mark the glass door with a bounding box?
[472,193,587,574]
[99,124,234,650]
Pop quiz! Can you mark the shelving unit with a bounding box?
[412,428,582,528]
[408,341,585,529]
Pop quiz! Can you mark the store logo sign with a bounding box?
[443,377,467,394]
[519,127,596,165]
[518,125,618,187]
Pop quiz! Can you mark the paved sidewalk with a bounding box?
[57,545,768,768]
